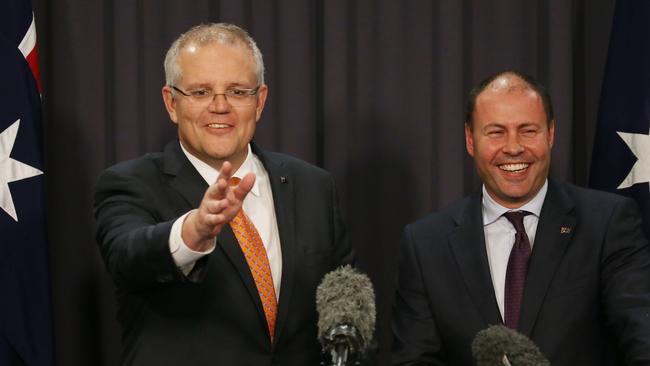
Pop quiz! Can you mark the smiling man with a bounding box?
[391,71,650,365]
[94,23,353,366]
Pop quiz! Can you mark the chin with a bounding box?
[206,148,234,159]
[502,188,531,199]
[492,186,532,203]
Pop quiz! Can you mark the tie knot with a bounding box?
[503,211,530,233]
[229,177,241,186]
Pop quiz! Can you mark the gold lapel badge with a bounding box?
[560,226,572,234]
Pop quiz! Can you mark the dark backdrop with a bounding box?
[32,1,616,365]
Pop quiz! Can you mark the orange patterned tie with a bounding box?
[229,177,277,341]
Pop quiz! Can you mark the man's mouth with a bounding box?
[498,163,529,173]
[207,123,231,129]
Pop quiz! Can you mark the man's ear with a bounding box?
[465,123,475,157]
[254,84,268,122]
[162,85,178,124]
[547,119,555,148]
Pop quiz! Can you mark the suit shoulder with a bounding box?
[407,195,472,235]
[95,152,167,192]
[264,150,332,178]
[558,181,632,209]
[102,152,163,176]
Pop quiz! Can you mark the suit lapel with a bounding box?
[518,179,576,336]
[448,192,503,326]
[164,140,207,207]
[253,143,296,345]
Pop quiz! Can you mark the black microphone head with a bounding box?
[471,325,550,366]
[315,265,376,350]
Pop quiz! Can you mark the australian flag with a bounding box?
[589,0,650,239]
[0,0,54,365]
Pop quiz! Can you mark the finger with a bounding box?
[205,176,229,200]
[204,200,222,214]
[216,161,233,184]
[208,161,235,200]
[208,200,239,220]
[203,213,226,228]
[232,172,256,201]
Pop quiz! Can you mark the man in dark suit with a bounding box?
[94,23,353,366]
[391,71,650,365]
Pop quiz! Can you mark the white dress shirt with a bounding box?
[168,144,283,299]
[482,180,548,320]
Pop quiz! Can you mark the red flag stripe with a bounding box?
[25,47,41,92]
[17,12,40,91]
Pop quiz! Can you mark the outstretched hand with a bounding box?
[182,161,256,251]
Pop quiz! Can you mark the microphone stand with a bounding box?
[502,355,512,366]
[333,341,349,366]
[321,324,363,366]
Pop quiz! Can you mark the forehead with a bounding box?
[177,41,256,84]
[474,78,546,124]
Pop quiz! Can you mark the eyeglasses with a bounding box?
[171,85,261,107]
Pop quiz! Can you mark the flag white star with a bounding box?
[0,119,43,222]
[617,129,650,192]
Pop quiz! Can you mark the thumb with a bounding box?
[233,172,256,200]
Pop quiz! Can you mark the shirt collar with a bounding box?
[482,179,548,226]
[179,142,261,197]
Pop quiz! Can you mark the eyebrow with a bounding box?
[180,82,212,89]
[181,81,255,90]
[518,121,543,128]
[481,122,505,129]
[481,121,542,129]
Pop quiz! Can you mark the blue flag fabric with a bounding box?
[589,0,650,239]
[0,0,54,365]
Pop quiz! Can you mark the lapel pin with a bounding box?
[560,226,572,234]
[280,176,287,184]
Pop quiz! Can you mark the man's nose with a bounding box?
[503,134,524,154]
[208,93,231,112]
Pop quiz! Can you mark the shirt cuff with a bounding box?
[169,210,216,275]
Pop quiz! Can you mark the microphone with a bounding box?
[316,265,376,366]
[471,325,550,366]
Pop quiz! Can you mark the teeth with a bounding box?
[499,163,529,172]
[208,123,229,129]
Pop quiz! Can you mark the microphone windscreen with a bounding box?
[315,265,376,349]
[471,325,550,366]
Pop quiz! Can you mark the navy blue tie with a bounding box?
[503,211,532,329]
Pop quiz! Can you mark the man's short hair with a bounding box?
[464,71,554,129]
[164,23,265,87]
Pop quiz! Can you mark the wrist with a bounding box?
[182,210,216,251]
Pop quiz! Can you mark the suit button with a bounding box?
[156,274,173,283]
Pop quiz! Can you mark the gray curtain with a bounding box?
[34,0,615,364]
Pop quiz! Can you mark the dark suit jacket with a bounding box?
[391,179,650,365]
[94,140,354,366]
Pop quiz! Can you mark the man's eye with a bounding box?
[487,130,504,136]
[190,89,211,97]
[227,89,248,97]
